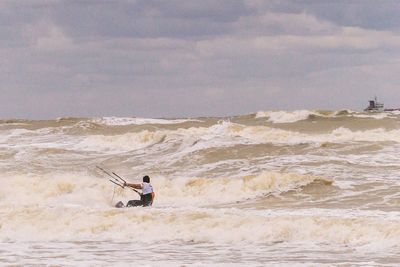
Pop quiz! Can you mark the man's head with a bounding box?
[143,175,150,183]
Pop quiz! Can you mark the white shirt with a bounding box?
[142,182,153,195]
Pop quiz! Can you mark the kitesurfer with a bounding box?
[115,175,155,208]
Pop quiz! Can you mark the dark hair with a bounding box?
[143,175,150,183]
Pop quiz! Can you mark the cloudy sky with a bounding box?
[1,0,400,119]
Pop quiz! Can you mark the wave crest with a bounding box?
[0,171,330,208]
[92,117,202,126]
[2,206,399,247]
[154,171,331,206]
[256,110,315,123]
[255,109,394,123]
[75,130,166,152]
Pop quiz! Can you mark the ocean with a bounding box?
[1,110,400,266]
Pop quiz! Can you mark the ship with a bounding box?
[364,96,384,112]
[364,96,400,112]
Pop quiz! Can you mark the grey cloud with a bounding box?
[301,0,400,31]
[245,0,400,32]
[47,0,249,39]
[1,0,400,119]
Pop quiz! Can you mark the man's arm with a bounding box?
[124,182,142,190]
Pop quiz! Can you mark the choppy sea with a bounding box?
[1,109,400,266]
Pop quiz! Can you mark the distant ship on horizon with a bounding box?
[364,96,400,112]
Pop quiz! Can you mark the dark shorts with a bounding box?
[115,193,153,208]
[126,200,144,207]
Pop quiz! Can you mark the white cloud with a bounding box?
[198,11,400,57]
[23,21,74,51]
[2,1,400,118]
[236,11,337,35]
[252,27,400,51]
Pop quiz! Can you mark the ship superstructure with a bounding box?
[364,96,384,112]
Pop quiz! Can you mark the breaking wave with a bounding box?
[2,111,400,265]
[0,171,330,207]
[256,110,321,123]
[2,206,399,247]
[255,109,394,123]
[92,117,202,126]
[72,123,400,153]
[74,131,167,152]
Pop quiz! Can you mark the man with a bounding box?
[115,175,155,208]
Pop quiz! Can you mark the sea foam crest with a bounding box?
[2,172,399,247]
[74,130,166,152]
[210,123,400,144]
[351,113,389,119]
[70,122,400,154]
[92,117,201,126]
[255,109,393,123]
[256,110,314,123]
[154,171,331,206]
[0,171,329,207]
[2,205,400,246]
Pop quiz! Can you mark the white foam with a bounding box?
[255,109,394,123]
[226,124,400,144]
[92,117,202,126]
[351,113,389,119]
[3,121,400,158]
[0,173,113,208]
[73,130,166,152]
[55,122,400,154]
[3,118,400,154]
[256,110,315,123]
[154,171,330,206]
[1,205,399,246]
[0,171,328,207]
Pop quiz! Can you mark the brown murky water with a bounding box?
[1,110,400,266]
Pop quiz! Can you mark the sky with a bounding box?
[1,0,400,119]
